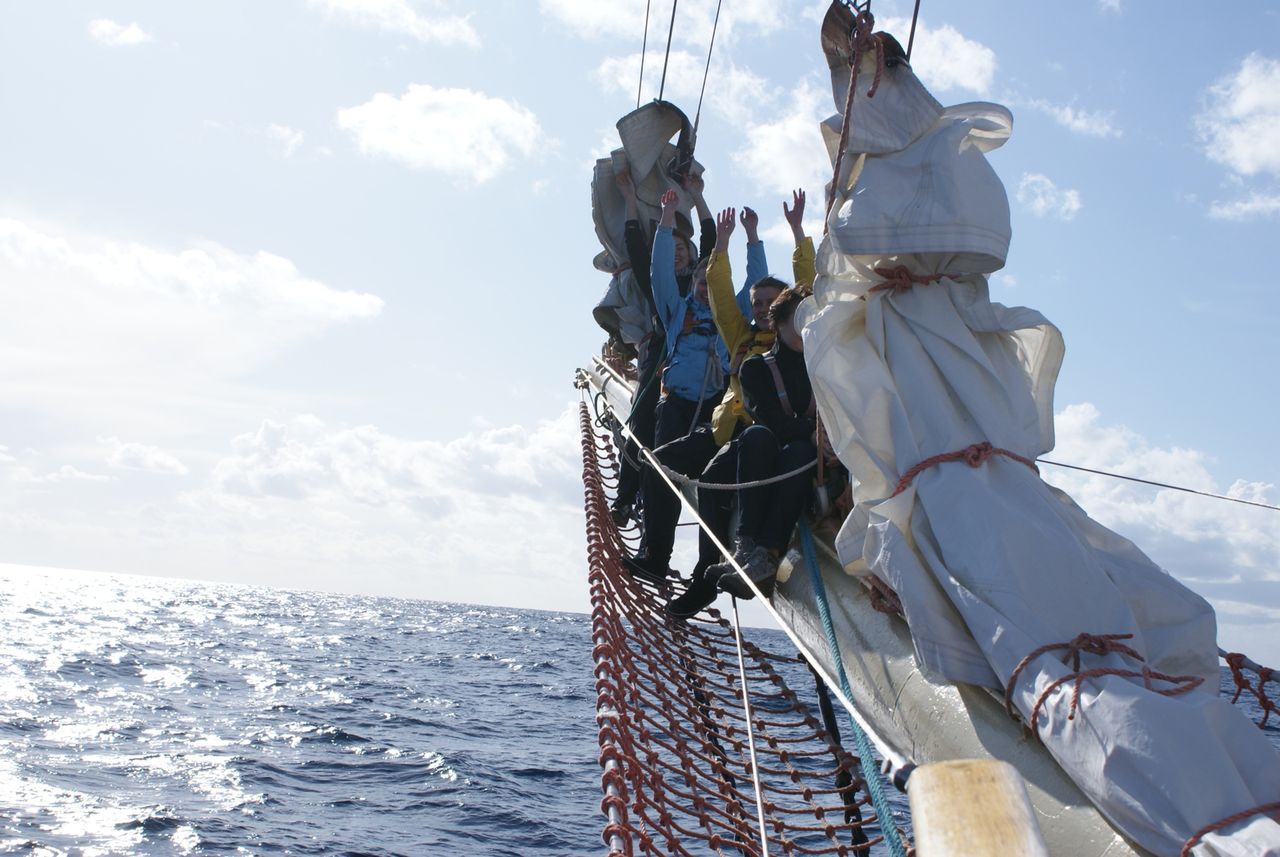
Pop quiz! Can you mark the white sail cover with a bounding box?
[801,25,1280,856]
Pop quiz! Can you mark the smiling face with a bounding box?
[751,285,781,328]
[673,235,691,270]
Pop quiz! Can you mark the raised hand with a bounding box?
[659,188,679,227]
[783,189,806,242]
[714,206,736,253]
[740,206,759,243]
[683,170,705,199]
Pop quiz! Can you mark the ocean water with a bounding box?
[1,568,1275,856]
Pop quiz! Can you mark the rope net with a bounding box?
[579,401,905,856]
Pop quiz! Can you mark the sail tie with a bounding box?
[868,265,947,295]
[889,441,1038,498]
[1003,632,1204,738]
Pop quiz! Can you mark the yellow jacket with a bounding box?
[706,236,815,446]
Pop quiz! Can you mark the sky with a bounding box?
[1,1,1278,660]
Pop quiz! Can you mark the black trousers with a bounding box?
[735,425,816,552]
[613,335,663,510]
[639,426,736,571]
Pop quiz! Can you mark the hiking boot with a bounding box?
[610,502,635,529]
[623,552,674,584]
[718,546,779,600]
[700,537,757,598]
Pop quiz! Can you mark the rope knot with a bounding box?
[962,442,995,467]
[869,265,945,295]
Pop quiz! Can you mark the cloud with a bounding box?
[1047,402,1280,659]
[594,50,772,126]
[306,0,479,47]
[541,0,782,47]
[878,17,997,96]
[1196,53,1280,177]
[337,84,546,182]
[267,124,305,158]
[1097,0,1123,13]
[1208,192,1280,220]
[105,440,189,476]
[1016,172,1082,220]
[0,217,382,417]
[732,81,833,197]
[1025,98,1121,138]
[88,19,152,47]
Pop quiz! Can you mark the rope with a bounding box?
[1037,459,1280,513]
[823,8,884,234]
[692,0,723,139]
[637,0,652,108]
[662,456,818,491]
[658,0,678,102]
[798,519,908,857]
[1181,802,1280,857]
[890,441,1038,498]
[1003,632,1203,739]
[868,265,945,295]
[730,597,772,857]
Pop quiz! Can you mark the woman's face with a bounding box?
[673,236,691,270]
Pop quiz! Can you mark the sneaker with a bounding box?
[610,502,634,528]
[718,546,779,600]
[623,552,673,584]
[699,536,756,596]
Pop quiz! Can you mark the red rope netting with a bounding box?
[579,401,897,857]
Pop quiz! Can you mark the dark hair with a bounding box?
[749,275,788,295]
[767,285,810,329]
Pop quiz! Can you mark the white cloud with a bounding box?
[1196,53,1280,178]
[1097,0,1123,13]
[1208,192,1280,220]
[0,217,382,418]
[266,124,305,158]
[307,0,479,47]
[105,440,189,476]
[1016,172,1082,220]
[88,19,152,47]
[1026,98,1121,138]
[594,50,772,126]
[879,17,997,96]
[541,0,782,47]
[732,81,833,197]
[337,84,546,182]
[1047,402,1280,659]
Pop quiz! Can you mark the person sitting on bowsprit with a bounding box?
[709,285,825,601]
[625,198,769,584]
[609,169,714,528]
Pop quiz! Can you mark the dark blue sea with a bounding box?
[2,567,1275,855]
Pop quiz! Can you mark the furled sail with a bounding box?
[799,5,1280,854]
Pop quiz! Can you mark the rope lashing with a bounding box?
[1223,651,1278,729]
[1181,802,1280,857]
[1003,632,1204,738]
[889,441,1038,498]
[868,265,946,295]
[824,7,886,232]
[799,519,910,857]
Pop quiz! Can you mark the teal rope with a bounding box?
[798,519,907,857]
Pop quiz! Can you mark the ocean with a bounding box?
[1,567,1274,856]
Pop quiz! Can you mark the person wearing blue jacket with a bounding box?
[649,189,765,448]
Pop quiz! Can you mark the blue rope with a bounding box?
[798,519,907,857]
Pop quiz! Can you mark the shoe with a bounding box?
[718,546,779,600]
[666,568,721,618]
[610,502,634,528]
[623,552,673,583]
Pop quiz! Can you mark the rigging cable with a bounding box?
[637,0,653,108]
[906,0,923,61]
[658,0,679,102]
[730,597,772,857]
[1037,459,1280,513]
[692,0,724,139]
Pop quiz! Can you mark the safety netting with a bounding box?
[578,401,907,856]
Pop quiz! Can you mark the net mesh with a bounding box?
[579,402,903,856]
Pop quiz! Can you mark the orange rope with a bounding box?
[1180,802,1280,856]
[889,441,1037,499]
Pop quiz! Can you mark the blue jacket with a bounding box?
[651,226,766,402]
